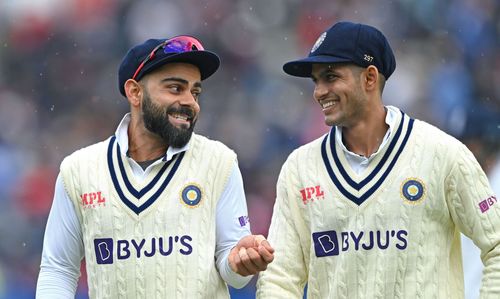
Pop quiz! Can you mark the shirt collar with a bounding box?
[334,105,399,159]
[115,113,190,162]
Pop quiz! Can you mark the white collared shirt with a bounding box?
[335,106,398,174]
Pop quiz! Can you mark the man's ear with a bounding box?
[124,79,142,107]
[364,65,379,92]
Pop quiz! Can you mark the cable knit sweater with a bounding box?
[257,109,500,299]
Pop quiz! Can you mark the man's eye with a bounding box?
[192,91,201,99]
[169,85,181,93]
[326,74,337,81]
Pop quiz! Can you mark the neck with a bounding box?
[127,114,168,162]
[342,105,388,157]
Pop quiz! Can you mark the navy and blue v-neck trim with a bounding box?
[321,111,414,205]
[107,136,185,215]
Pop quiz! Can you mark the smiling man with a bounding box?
[256,22,500,298]
[36,36,274,299]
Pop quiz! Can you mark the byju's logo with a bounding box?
[93,235,193,265]
[94,238,113,264]
[312,229,408,257]
[238,216,250,227]
[312,231,339,257]
[479,195,497,213]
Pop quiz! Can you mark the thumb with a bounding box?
[253,235,266,247]
[254,234,274,252]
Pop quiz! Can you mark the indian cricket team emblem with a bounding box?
[180,183,203,208]
[311,32,327,53]
[401,178,426,204]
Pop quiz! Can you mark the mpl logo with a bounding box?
[299,185,324,205]
[81,191,106,208]
[312,229,408,257]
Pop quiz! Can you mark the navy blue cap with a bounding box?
[283,21,396,80]
[118,38,220,96]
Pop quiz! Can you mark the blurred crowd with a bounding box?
[0,0,498,298]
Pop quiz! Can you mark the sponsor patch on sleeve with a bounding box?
[479,195,497,213]
[238,216,250,227]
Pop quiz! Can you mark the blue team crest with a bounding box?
[401,178,426,204]
[180,184,203,208]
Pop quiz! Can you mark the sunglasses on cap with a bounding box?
[132,35,204,80]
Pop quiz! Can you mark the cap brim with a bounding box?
[139,50,220,81]
[283,55,352,77]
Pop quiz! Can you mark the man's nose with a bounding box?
[313,83,328,101]
[178,92,197,106]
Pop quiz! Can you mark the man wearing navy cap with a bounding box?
[36,35,274,298]
[257,21,500,298]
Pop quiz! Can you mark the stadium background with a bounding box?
[0,0,498,298]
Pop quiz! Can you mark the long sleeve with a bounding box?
[257,157,308,298]
[215,162,253,288]
[36,174,85,299]
[445,143,500,298]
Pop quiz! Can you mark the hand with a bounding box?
[228,234,275,276]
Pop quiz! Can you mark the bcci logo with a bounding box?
[311,32,327,53]
[180,183,203,208]
[401,178,426,204]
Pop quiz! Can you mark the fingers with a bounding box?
[258,244,275,264]
[229,235,276,276]
[259,240,275,254]
[254,235,275,254]
[254,235,266,246]
[254,234,275,263]
[233,248,252,276]
[239,247,265,274]
[228,247,238,273]
[245,247,269,270]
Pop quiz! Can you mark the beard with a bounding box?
[142,91,197,148]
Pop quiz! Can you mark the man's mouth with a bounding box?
[169,112,189,121]
[168,110,194,128]
[321,100,337,111]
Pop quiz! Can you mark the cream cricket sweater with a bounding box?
[257,110,500,299]
[61,133,235,299]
